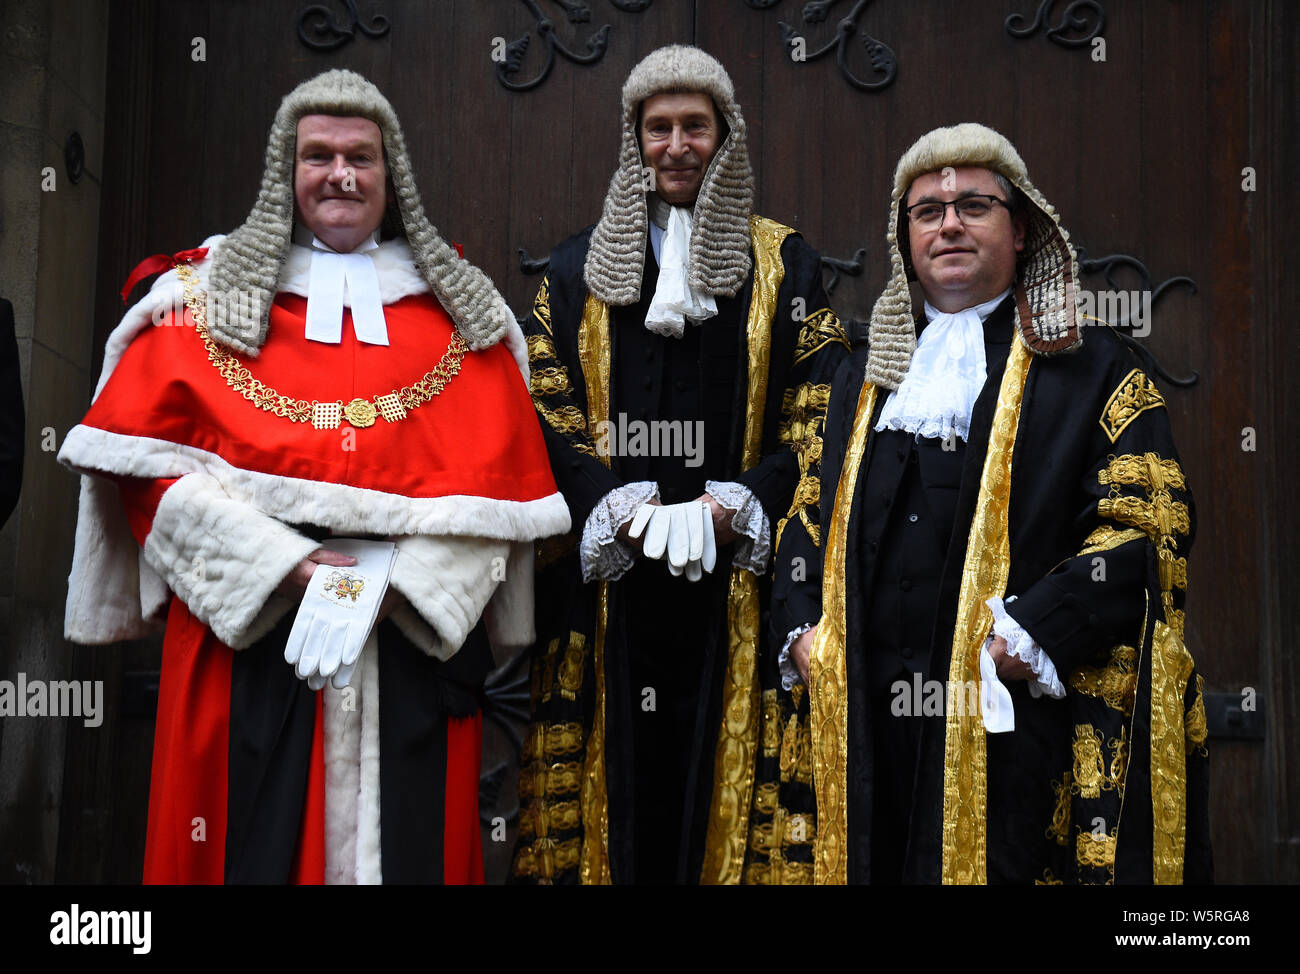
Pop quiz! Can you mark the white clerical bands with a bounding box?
[304,234,390,346]
[627,501,717,582]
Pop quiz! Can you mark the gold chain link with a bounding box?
[173,262,467,428]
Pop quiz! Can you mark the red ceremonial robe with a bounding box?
[60,258,568,884]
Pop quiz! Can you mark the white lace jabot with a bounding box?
[874,288,1010,442]
[644,206,718,339]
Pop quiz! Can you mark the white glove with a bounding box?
[283,541,396,690]
[285,612,360,691]
[628,501,716,581]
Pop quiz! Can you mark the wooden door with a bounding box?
[59,0,1291,883]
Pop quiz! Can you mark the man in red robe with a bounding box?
[58,70,569,884]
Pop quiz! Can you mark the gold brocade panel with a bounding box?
[809,381,878,884]
[1150,620,1195,884]
[776,381,832,550]
[940,336,1033,885]
[701,216,792,884]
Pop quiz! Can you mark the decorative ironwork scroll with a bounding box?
[496,0,654,92]
[822,247,866,295]
[519,248,552,275]
[1077,248,1199,387]
[296,0,390,51]
[1005,0,1105,48]
[752,0,898,92]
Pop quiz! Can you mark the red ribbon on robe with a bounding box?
[120,248,210,303]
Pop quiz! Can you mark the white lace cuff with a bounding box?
[706,480,770,575]
[778,622,816,691]
[579,481,660,582]
[985,595,1066,699]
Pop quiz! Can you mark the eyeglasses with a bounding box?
[904,195,1010,229]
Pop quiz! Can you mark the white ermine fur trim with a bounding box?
[60,425,570,541]
[323,681,361,884]
[484,540,537,660]
[64,475,157,643]
[355,635,383,884]
[141,472,320,649]
[387,534,511,662]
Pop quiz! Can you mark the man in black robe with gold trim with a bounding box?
[777,123,1210,884]
[511,45,849,884]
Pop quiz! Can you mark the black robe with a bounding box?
[804,298,1210,884]
[512,216,850,883]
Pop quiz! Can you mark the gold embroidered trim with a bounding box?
[534,633,587,705]
[1099,452,1185,492]
[761,690,781,758]
[1097,496,1191,546]
[534,402,589,437]
[700,569,761,883]
[743,860,814,885]
[780,708,814,785]
[740,216,789,469]
[1036,868,1064,885]
[793,307,850,365]
[699,216,792,885]
[1077,830,1118,868]
[1079,525,1146,555]
[573,293,613,885]
[748,812,814,850]
[1047,772,1072,846]
[746,799,815,885]
[753,781,779,816]
[1186,674,1208,749]
[1159,551,1189,592]
[1069,645,1139,716]
[1150,619,1194,883]
[175,263,466,429]
[1099,453,1191,640]
[1109,730,1130,794]
[517,760,583,800]
[578,296,611,446]
[522,721,586,759]
[572,296,613,883]
[1073,724,1107,798]
[1100,368,1166,443]
[777,382,832,550]
[810,381,878,884]
[941,336,1032,884]
[517,799,582,838]
[532,276,553,334]
[513,837,582,879]
[555,631,586,701]
[579,582,612,884]
[529,366,574,398]
[526,332,559,362]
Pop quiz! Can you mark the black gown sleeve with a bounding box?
[522,271,622,531]
[769,342,867,649]
[1005,339,1195,677]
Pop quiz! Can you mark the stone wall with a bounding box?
[0,0,108,883]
